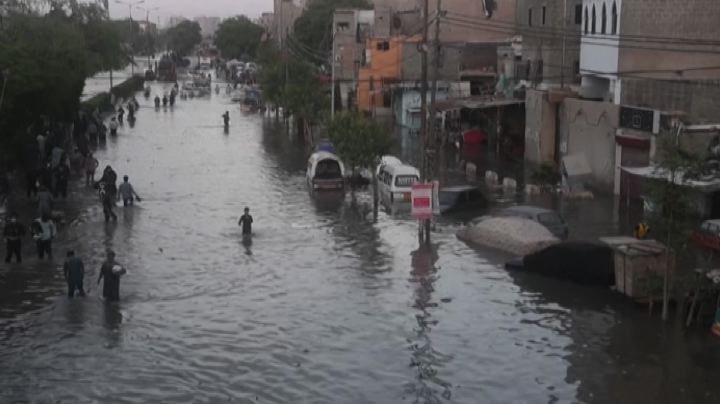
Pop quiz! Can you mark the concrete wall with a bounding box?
[524,89,557,164]
[618,0,720,77]
[621,79,720,124]
[517,0,583,85]
[559,98,619,192]
[400,42,462,81]
[394,89,449,129]
[358,37,404,112]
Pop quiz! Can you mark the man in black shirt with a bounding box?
[3,213,25,263]
[238,207,253,236]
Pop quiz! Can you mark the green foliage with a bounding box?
[647,137,703,249]
[328,112,393,172]
[293,0,371,53]
[530,163,561,188]
[285,62,328,126]
[258,44,328,126]
[164,20,201,57]
[0,4,131,164]
[214,16,264,60]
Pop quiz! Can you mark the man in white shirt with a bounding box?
[118,175,141,207]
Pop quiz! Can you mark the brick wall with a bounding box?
[516,0,583,84]
[621,79,720,124]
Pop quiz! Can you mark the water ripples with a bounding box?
[3,83,720,403]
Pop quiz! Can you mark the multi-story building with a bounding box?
[167,16,187,28]
[515,0,583,86]
[259,12,274,39]
[525,0,720,196]
[194,16,221,39]
[273,0,306,46]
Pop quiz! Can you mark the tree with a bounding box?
[328,112,393,212]
[293,0,371,54]
[164,20,201,57]
[285,61,328,141]
[214,16,264,60]
[0,3,129,165]
[647,136,704,321]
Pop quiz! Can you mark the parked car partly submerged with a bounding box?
[495,205,568,239]
[438,185,485,214]
[692,219,720,251]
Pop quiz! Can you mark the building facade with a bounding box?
[273,0,306,46]
[516,0,583,86]
[194,16,221,39]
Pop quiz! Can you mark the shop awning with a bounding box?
[622,166,720,193]
[432,97,524,112]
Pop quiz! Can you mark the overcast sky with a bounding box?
[109,0,273,22]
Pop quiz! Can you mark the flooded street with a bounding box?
[2,83,720,404]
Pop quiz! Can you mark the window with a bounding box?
[376,41,389,51]
[395,175,419,187]
[528,8,533,26]
[542,6,546,25]
[584,7,588,33]
[336,22,349,32]
[536,59,544,81]
[591,5,596,34]
[574,4,582,24]
[611,1,618,34]
[525,60,531,79]
[573,60,580,76]
[601,3,607,34]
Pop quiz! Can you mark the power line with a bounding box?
[441,15,720,56]
[444,10,720,47]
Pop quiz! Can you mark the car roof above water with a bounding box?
[440,185,478,193]
[501,205,555,215]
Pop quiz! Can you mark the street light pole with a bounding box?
[115,0,145,76]
[560,0,567,88]
[136,5,159,71]
[331,27,336,119]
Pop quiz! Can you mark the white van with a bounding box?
[307,151,345,192]
[378,163,420,203]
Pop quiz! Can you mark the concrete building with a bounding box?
[273,0,306,46]
[515,0,583,86]
[524,0,720,195]
[168,16,187,28]
[194,16,221,39]
[332,8,381,111]
[259,12,274,38]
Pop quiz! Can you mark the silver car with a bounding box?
[495,205,569,239]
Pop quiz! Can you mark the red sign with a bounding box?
[412,183,433,219]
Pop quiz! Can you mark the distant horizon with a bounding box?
[108,0,273,24]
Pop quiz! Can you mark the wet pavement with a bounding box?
[2,81,720,403]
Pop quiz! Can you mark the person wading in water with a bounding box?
[238,207,253,236]
[97,250,126,302]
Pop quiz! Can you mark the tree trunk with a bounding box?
[662,213,673,321]
[372,170,379,221]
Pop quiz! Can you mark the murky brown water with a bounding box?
[2,83,720,403]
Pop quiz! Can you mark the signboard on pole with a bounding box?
[412,183,433,219]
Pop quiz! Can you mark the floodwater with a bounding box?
[2,82,720,404]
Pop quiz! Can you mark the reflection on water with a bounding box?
[408,243,453,403]
[1,83,720,403]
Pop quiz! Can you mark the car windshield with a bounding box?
[315,160,342,179]
[439,191,458,205]
[395,175,418,187]
[538,212,563,226]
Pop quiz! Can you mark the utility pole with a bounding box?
[429,0,442,174]
[560,0,567,88]
[116,0,145,76]
[331,17,336,119]
[419,0,430,244]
